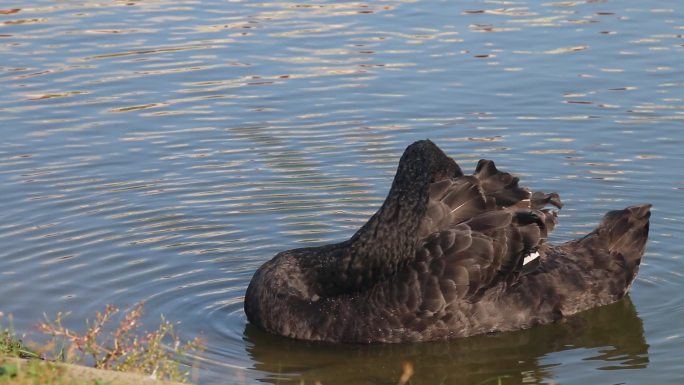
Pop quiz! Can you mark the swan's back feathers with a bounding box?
[416,208,552,305]
[420,158,563,238]
[474,159,529,207]
[413,158,565,308]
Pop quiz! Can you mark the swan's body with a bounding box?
[244,140,650,343]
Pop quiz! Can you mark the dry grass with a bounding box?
[1,303,203,384]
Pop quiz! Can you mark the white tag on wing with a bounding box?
[523,251,540,266]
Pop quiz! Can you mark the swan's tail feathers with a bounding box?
[568,204,651,297]
[603,204,651,274]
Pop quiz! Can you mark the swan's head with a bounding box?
[244,250,314,326]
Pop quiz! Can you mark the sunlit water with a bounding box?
[1,0,682,384]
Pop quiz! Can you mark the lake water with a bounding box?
[1,0,682,384]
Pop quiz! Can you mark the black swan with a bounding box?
[244,140,650,343]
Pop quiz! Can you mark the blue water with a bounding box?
[1,0,682,384]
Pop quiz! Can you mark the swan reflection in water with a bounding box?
[242,297,648,385]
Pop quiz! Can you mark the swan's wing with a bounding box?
[382,208,556,330]
[414,160,563,307]
[418,176,492,237]
[415,212,530,306]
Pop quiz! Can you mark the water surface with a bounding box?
[1,0,683,384]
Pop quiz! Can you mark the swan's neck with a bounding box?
[344,169,430,278]
[306,140,462,296]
